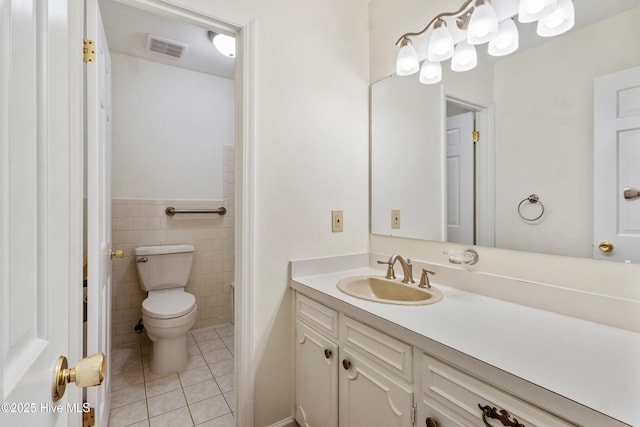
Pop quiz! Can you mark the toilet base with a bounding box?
[149,333,189,374]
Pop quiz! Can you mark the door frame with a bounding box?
[105,1,255,425]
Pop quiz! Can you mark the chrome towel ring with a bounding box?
[518,194,544,222]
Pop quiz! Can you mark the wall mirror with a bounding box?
[371,1,640,262]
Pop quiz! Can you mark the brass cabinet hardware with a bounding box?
[598,241,614,253]
[624,188,640,200]
[52,353,105,402]
[426,417,439,427]
[323,348,332,359]
[478,404,525,427]
[342,359,351,370]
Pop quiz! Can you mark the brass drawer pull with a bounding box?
[342,359,351,370]
[479,404,525,427]
[324,348,332,359]
[425,417,439,427]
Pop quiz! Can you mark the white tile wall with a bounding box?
[111,147,235,346]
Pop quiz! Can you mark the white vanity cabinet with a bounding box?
[295,293,415,427]
[417,352,575,427]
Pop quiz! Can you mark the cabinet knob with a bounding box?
[342,359,351,370]
[426,417,439,427]
[324,348,332,359]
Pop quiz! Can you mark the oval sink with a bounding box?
[336,276,443,305]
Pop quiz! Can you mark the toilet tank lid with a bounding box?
[135,245,194,256]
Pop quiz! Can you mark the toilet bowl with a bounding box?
[135,245,197,373]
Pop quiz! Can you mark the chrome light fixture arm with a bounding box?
[394,0,475,46]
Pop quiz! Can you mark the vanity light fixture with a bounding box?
[394,0,575,84]
[466,0,499,45]
[537,0,574,37]
[208,31,236,57]
[488,18,519,56]
[428,19,455,62]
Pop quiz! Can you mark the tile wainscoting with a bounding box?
[110,147,235,346]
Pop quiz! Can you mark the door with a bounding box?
[295,321,338,427]
[594,66,640,262]
[339,348,414,427]
[0,0,84,425]
[446,112,475,244]
[85,0,113,425]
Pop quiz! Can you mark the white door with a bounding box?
[594,66,640,262]
[86,0,113,425]
[446,112,475,244]
[295,321,338,427]
[0,1,84,425]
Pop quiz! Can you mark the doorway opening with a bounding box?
[85,1,250,425]
[445,97,495,248]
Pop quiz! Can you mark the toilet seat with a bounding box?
[142,291,196,319]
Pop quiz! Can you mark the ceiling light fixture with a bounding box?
[394,0,575,85]
[208,31,236,57]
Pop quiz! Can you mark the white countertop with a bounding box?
[290,266,640,426]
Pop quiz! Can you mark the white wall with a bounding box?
[111,53,235,200]
[369,2,640,310]
[141,1,371,425]
[371,75,445,240]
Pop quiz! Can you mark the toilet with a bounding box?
[135,244,197,373]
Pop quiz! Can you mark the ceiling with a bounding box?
[98,0,639,81]
[98,0,236,80]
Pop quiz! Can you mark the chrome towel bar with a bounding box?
[165,206,226,216]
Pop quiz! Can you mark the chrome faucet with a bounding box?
[377,254,414,284]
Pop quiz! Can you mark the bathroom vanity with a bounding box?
[289,254,640,427]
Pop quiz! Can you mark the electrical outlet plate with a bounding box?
[332,210,344,232]
[391,209,400,229]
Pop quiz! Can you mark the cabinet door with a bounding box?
[339,347,414,427]
[295,320,338,427]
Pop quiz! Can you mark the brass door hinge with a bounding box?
[82,406,95,427]
[472,130,480,143]
[83,39,96,63]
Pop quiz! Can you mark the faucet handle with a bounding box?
[376,260,396,279]
[419,269,436,289]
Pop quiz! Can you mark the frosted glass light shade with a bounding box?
[451,42,477,72]
[396,39,420,76]
[427,23,454,62]
[488,18,519,56]
[419,60,442,84]
[537,0,574,37]
[467,3,499,45]
[212,33,236,57]
[518,0,558,23]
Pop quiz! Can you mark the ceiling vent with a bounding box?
[146,34,188,59]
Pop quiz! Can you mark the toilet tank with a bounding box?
[135,245,194,291]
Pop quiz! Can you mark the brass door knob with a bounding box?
[598,242,614,253]
[342,359,351,370]
[110,248,124,259]
[52,353,105,402]
[324,348,332,359]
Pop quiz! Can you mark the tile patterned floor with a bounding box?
[108,324,235,427]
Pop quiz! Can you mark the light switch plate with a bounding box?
[391,209,400,229]
[332,210,344,232]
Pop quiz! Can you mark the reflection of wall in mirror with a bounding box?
[493,8,640,257]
